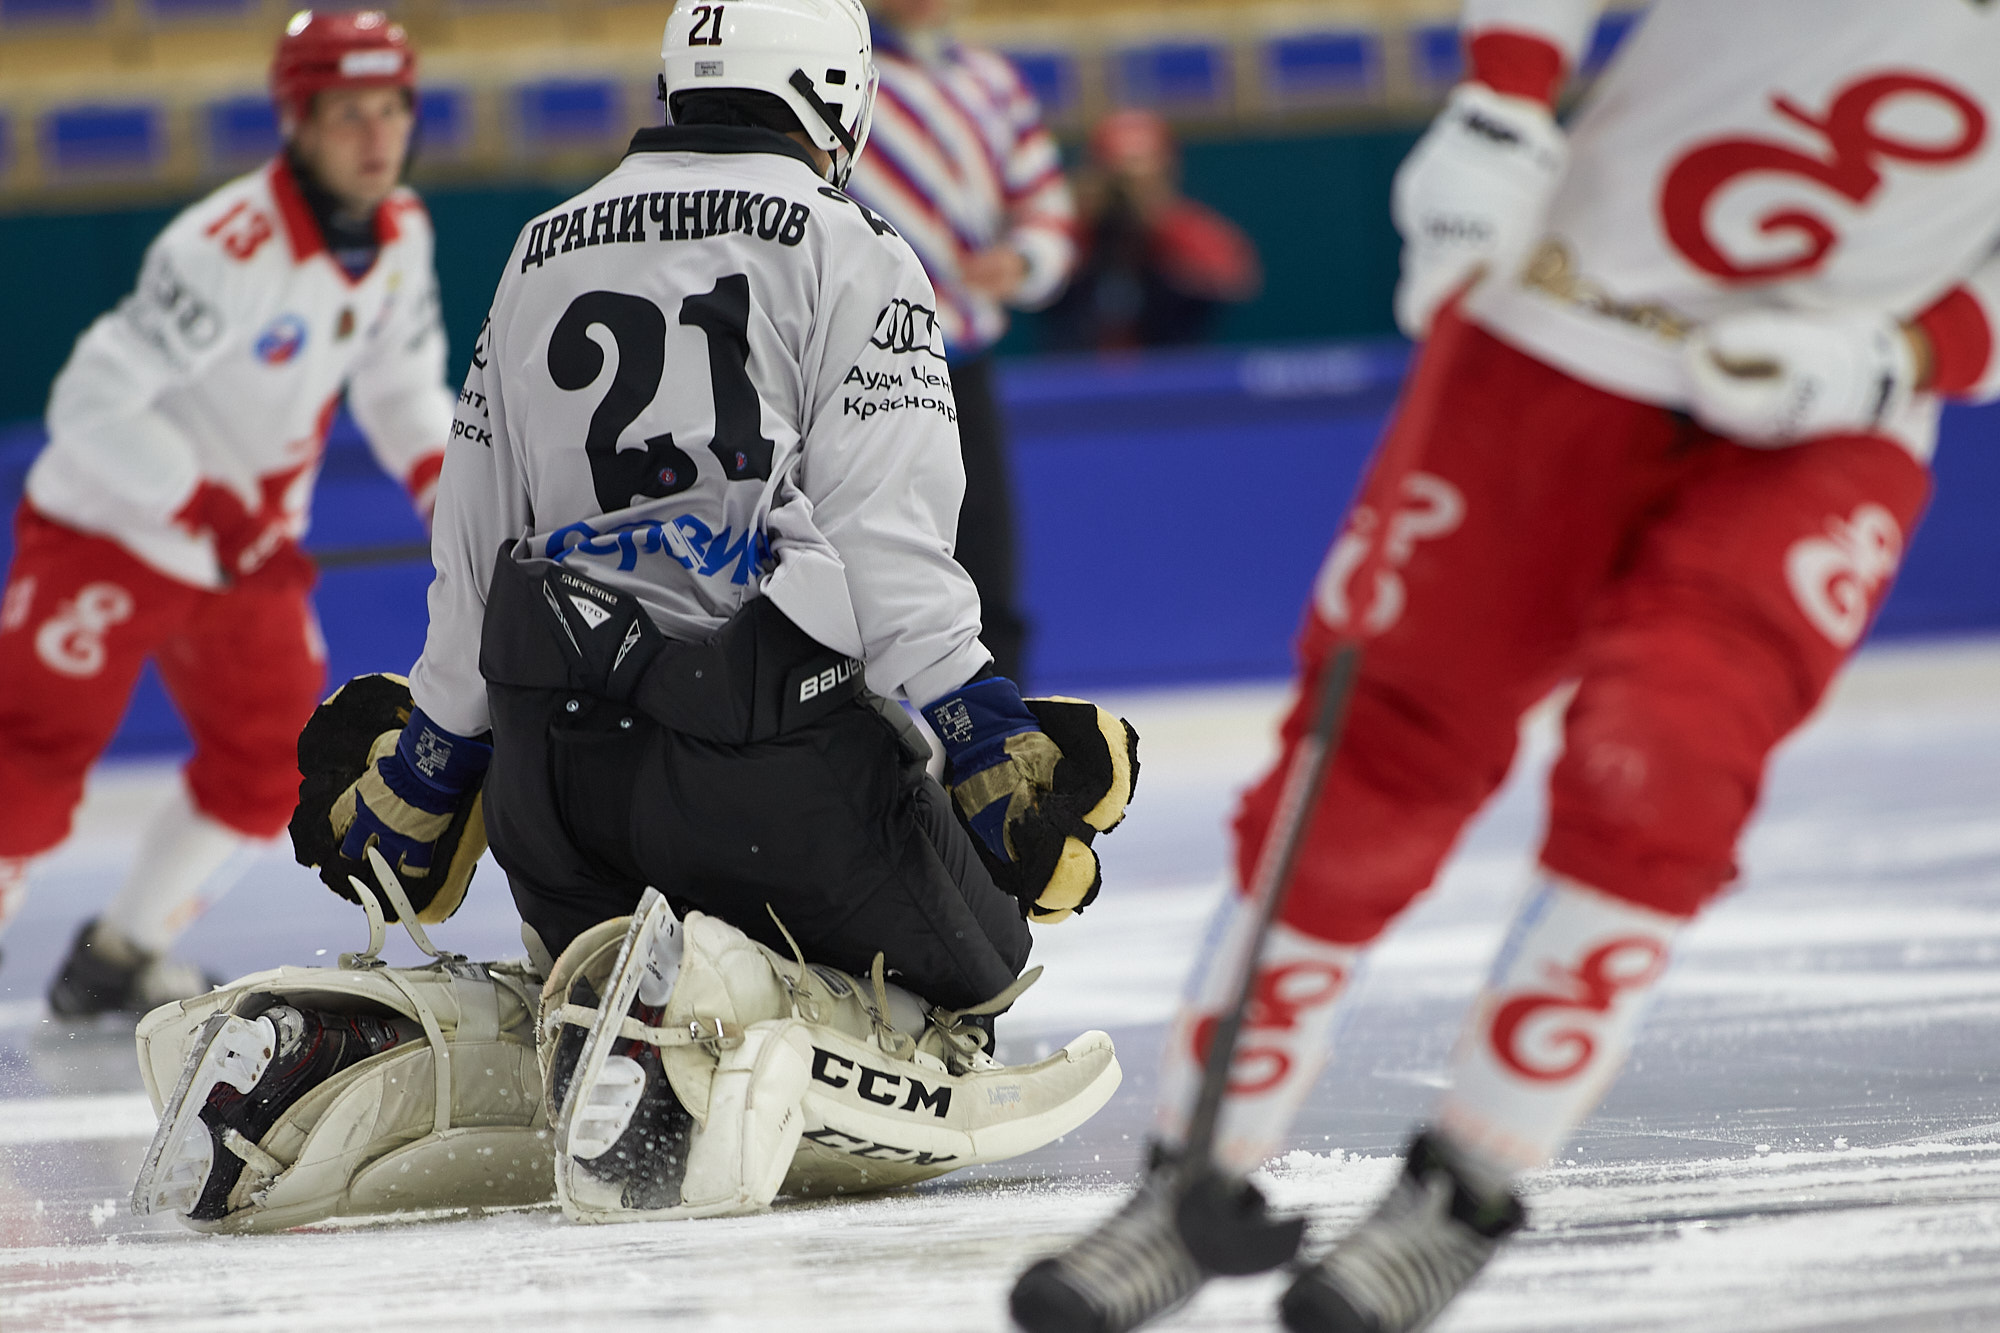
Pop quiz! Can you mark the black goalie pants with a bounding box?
[483,684,1032,1012]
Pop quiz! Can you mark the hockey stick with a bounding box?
[1169,303,1464,1273]
[1172,638,1361,1272]
[314,540,430,570]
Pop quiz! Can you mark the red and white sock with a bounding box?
[99,782,253,956]
[1437,874,1685,1176]
[1155,889,1360,1174]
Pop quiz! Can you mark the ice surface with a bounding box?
[3,639,1999,1330]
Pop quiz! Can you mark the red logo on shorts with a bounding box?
[1660,71,1986,283]
[34,582,135,679]
[1314,472,1464,634]
[1191,959,1348,1095]
[1786,503,1902,648]
[1488,935,1668,1082]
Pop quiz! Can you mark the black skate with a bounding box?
[1011,1147,1299,1333]
[1280,1132,1525,1333]
[48,918,219,1019]
[552,891,698,1218]
[132,1004,413,1221]
[556,990,696,1212]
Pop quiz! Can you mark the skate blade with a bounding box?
[555,889,671,1175]
[567,1054,647,1160]
[131,1012,276,1217]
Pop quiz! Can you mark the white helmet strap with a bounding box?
[787,69,856,154]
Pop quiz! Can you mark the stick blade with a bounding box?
[1174,1164,1306,1276]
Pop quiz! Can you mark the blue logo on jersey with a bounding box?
[546,515,770,584]
[254,314,308,366]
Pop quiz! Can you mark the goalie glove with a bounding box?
[1685,308,1921,446]
[923,676,1140,924]
[288,674,489,923]
[1392,82,1567,339]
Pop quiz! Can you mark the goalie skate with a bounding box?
[545,891,1123,1219]
[134,1005,415,1221]
[548,888,778,1221]
[133,1012,280,1217]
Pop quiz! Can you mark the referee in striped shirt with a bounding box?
[848,0,1077,683]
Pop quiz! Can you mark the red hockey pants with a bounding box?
[0,505,325,857]
[1240,310,1932,942]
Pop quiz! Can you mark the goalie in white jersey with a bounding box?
[1016,3,2000,1332]
[0,10,451,1018]
[128,0,1136,1234]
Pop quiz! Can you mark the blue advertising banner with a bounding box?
[1,338,1993,756]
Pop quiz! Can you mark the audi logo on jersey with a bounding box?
[1660,71,1987,283]
[1487,934,1670,1083]
[1786,502,1904,648]
[34,583,135,679]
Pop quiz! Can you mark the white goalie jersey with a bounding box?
[411,125,991,738]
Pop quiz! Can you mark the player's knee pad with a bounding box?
[1238,683,1514,945]
[185,757,304,841]
[1547,640,1774,915]
[133,957,550,1234]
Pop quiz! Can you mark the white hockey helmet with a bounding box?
[661,0,878,189]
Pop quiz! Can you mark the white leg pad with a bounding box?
[131,958,548,1233]
[677,1019,812,1216]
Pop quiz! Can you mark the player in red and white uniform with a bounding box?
[1014,3,2000,1331]
[0,10,452,1018]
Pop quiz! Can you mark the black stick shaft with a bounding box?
[1181,638,1364,1163]
[312,541,431,571]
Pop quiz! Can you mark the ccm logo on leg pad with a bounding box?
[800,1126,959,1165]
[811,1047,952,1117]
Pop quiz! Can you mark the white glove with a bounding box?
[1685,309,1919,447]
[1392,82,1568,340]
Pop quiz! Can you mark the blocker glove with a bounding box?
[923,675,1140,924]
[1686,309,1922,446]
[289,674,490,923]
[1392,81,1568,339]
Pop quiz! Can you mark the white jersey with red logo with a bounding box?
[1462,0,2000,459]
[27,157,453,587]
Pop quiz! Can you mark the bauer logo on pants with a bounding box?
[1785,503,1902,648]
[35,582,135,679]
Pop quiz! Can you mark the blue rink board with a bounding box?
[0,338,1995,758]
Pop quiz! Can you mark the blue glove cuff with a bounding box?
[921,675,1037,776]
[382,707,492,813]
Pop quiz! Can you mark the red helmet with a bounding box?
[270,10,417,122]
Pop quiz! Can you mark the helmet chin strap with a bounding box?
[784,69,856,184]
